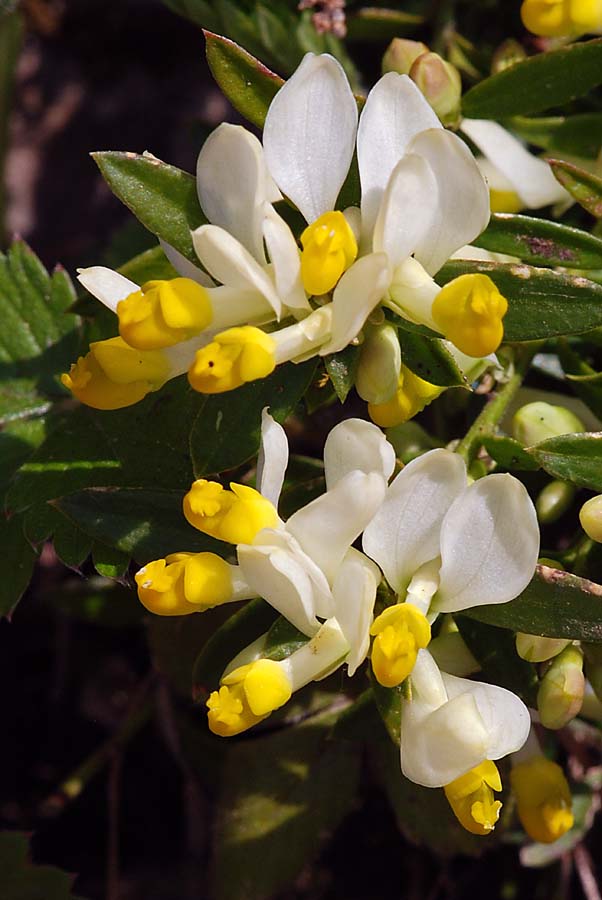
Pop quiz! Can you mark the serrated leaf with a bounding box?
[55,488,224,564]
[205,31,283,129]
[93,152,205,263]
[210,708,360,900]
[399,331,465,388]
[462,39,602,118]
[324,345,361,402]
[455,616,538,705]
[346,7,423,40]
[0,831,83,900]
[482,435,540,471]
[0,514,37,617]
[527,431,602,490]
[0,241,80,424]
[548,159,602,219]
[464,565,602,641]
[436,260,602,342]
[190,360,316,476]
[473,213,602,268]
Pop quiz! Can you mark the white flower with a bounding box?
[401,647,530,787]
[362,447,539,687]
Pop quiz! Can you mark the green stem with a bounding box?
[455,345,538,465]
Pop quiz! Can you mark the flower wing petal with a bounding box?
[434,473,539,613]
[323,417,395,489]
[332,548,381,676]
[159,239,215,287]
[263,53,358,224]
[77,267,139,312]
[262,205,310,312]
[320,252,391,356]
[256,408,289,509]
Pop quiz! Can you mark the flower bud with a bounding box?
[516,632,570,663]
[356,324,401,405]
[409,52,462,127]
[536,480,576,524]
[579,495,602,542]
[382,38,428,76]
[491,39,528,74]
[512,401,584,446]
[583,644,602,701]
[537,644,585,729]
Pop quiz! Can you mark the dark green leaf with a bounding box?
[346,7,423,40]
[482,435,540,471]
[548,159,602,219]
[370,673,404,745]
[473,213,602,268]
[559,342,602,420]
[263,615,308,660]
[507,113,602,160]
[92,543,130,578]
[464,565,602,641]
[161,0,218,29]
[436,260,602,342]
[462,39,602,118]
[117,244,177,284]
[0,831,83,900]
[0,416,47,504]
[324,345,360,402]
[47,576,144,628]
[455,616,538,705]
[190,360,316,476]
[399,331,466,388]
[211,709,360,900]
[205,31,283,129]
[0,241,80,425]
[528,431,602,490]
[92,152,205,263]
[0,514,37,617]
[54,488,224,564]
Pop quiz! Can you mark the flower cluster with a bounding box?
[133,410,573,842]
[63,52,508,426]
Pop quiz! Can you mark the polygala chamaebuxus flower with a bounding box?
[521,0,602,37]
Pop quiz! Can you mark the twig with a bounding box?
[574,844,602,900]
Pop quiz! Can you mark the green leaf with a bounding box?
[54,488,224,564]
[47,576,144,627]
[436,260,602,342]
[0,241,80,425]
[455,616,538,705]
[0,831,83,900]
[0,514,37,617]
[0,416,47,504]
[371,741,490,857]
[346,7,423,40]
[117,244,177,284]
[527,431,602,490]
[506,113,602,160]
[92,152,205,263]
[371,674,404,745]
[210,708,360,900]
[473,213,602,268]
[462,39,602,118]
[559,342,602,421]
[263,615,308,660]
[190,360,316,476]
[205,31,283,129]
[482,435,540,471]
[399,331,466,388]
[548,159,602,219]
[324,345,360,402]
[464,565,602,641]
[161,0,219,29]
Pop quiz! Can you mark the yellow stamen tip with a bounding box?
[445,761,503,836]
[300,211,358,296]
[188,326,276,394]
[207,659,291,736]
[368,363,442,428]
[370,603,431,687]
[117,278,213,350]
[432,273,508,358]
[510,756,574,843]
[62,337,169,410]
[183,479,279,545]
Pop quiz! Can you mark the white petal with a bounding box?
[192,224,282,317]
[256,408,289,509]
[284,618,350,690]
[237,541,322,636]
[196,123,278,262]
[323,418,395,489]
[410,128,490,275]
[208,284,277,331]
[388,257,440,332]
[77,266,139,312]
[320,253,391,356]
[273,305,333,363]
[262,205,310,311]
[363,449,467,596]
[357,73,441,245]
[434,473,540,614]
[462,119,569,209]
[332,548,380,676]
[159,239,215,287]
[372,153,438,269]
[286,470,387,584]
[263,53,358,224]
[442,673,531,761]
